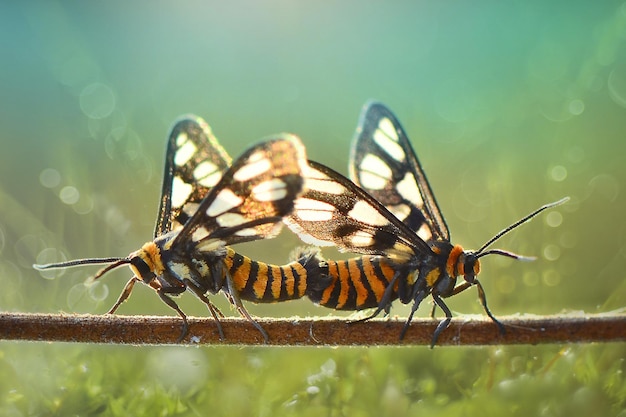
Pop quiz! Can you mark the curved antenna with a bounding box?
[33,257,126,270]
[475,197,569,257]
[33,257,132,281]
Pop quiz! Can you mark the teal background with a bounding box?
[1,1,625,415]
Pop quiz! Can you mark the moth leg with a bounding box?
[183,278,225,340]
[106,276,139,314]
[430,293,453,348]
[350,270,402,324]
[447,280,505,335]
[430,281,472,318]
[399,289,428,340]
[473,279,505,335]
[155,287,189,343]
[224,273,269,343]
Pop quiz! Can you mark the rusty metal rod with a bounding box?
[0,312,624,346]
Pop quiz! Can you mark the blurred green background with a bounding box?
[1,1,625,416]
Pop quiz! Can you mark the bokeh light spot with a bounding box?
[568,99,584,115]
[522,271,539,287]
[72,195,95,215]
[550,165,567,182]
[566,146,585,163]
[542,269,561,287]
[35,248,68,280]
[545,211,563,228]
[146,348,209,391]
[543,244,561,261]
[86,281,109,302]
[80,83,115,119]
[608,62,626,108]
[40,168,61,188]
[588,174,619,202]
[59,186,80,205]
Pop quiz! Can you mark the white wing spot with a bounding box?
[206,189,243,217]
[294,198,335,221]
[174,140,197,167]
[348,200,390,226]
[358,153,393,190]
[304,166,346,195]
[194,161,222,188]
[216,212,247,228]
[171,176,193,208]
[378,118,398,141]
[182,202,199,217]
[196,238,225,252]
[373,120,404,162]
[348,231,374,247]
[388,203,411,222]
[192,227,210,242]
[252,179,288,202]
[176,132,188,147]
[396,172,423,207]
[416,223,433,241]
[235,228,259,237]
[233,153,272,182]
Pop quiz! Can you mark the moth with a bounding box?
[286,101,568,346]
[35,116,313,342]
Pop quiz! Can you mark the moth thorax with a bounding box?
[446,245,481,281]
[129,241,165,281]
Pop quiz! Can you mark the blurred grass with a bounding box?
[1,1,625,415]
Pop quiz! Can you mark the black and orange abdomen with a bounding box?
[307,256,398,310]
[224,247,321,303]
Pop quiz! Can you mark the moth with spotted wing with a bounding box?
[286,101,568,346]
[35,116,310,342]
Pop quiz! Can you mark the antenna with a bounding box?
[33,257,131,280]
[474,196,569,259]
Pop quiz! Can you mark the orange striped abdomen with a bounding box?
[307,256,398,310]
[223,248,312,303]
